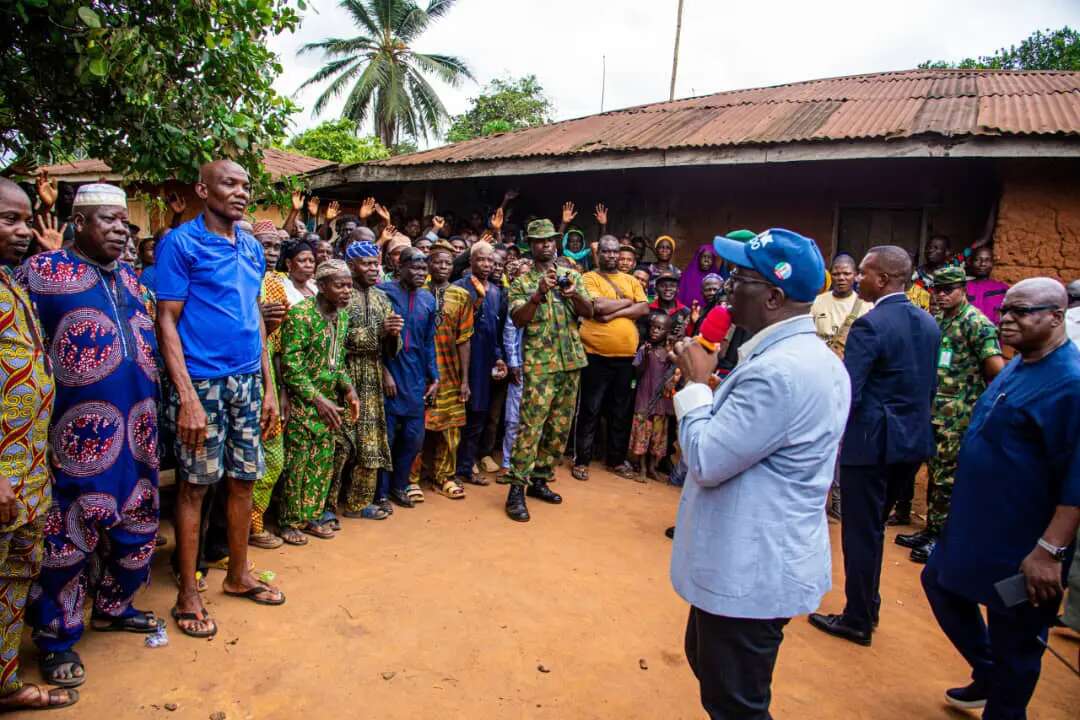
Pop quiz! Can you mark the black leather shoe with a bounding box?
[526,479,562,504]
[895,530,933,549]
[505,486,530,522]
[664,526,675,539]
[807,613,872,646]
[945,682,987,710]
[910,539,936,564]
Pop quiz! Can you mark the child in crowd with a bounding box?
[632,267,653,301]
[629,312,677,481]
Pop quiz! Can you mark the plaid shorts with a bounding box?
[168,372,265,485]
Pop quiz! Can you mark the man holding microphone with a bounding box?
[670,229,849,719]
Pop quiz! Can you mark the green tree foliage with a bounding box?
[919,27,1080,71]
[283,119,390,164]
[0,1,301,188]
[299,0,473,148]
[446,75,553,143]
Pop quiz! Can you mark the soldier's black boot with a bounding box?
[526,478,562,504]
[506,485,530,522]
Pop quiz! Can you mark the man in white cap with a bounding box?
[22,184,162,689]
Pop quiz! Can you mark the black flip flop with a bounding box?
[91,610,159,634]
[170,606,218,639]
[223,583,286,606]
[389,488,414,508]
[39,651,85,689]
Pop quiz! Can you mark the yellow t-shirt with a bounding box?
[579,271,648,357]
[810,291,871,341]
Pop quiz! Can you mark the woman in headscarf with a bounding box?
[283,240,317,304]
[676,243,720,308]
[561,227,592,271]
[646,235,680,296]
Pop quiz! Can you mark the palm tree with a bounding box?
[298,0,473,148]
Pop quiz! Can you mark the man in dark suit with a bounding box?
[809,245,941,646]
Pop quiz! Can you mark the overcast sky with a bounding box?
[268,0,1079,145]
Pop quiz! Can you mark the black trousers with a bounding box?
[455,407,488,481]
[572,354,634,467]
[922,563,1059,720]
[685,607,789,719]
[839,461,921,632]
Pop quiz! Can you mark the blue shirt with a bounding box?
[378,281,437,418]
[155,214,265,380]
[139,264,157,294]
[453,277,506,412]
[930,341,1080,607]
[670,316,851,619]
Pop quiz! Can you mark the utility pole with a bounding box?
[601,55,607,112]
[669,0,685,101]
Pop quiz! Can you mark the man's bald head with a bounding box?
[857,245,911,302]
[1008,277,1067,308]
[198,159,247,185]
[195,159,250,224]
[0,178,33,265]
[866,245,912,279]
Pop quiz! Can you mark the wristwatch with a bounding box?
[1037,538,1068,562]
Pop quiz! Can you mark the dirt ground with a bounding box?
[17,466,1078,720]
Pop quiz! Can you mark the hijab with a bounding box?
[677,244,719,307]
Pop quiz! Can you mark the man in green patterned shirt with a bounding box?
[502,219,594,522]
[897,266,1004,563]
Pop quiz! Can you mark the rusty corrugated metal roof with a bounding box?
[372,69,1080,168]
[41,148,334,182]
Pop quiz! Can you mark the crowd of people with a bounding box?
[0,159,1075,719]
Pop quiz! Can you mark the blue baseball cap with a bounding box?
[712,228,825,302]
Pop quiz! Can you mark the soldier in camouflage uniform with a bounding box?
[896,266,1004,563]
[502,219,594,522]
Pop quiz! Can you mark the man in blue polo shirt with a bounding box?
[155,160,284,640]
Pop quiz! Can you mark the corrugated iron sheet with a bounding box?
[375,69,1080,168]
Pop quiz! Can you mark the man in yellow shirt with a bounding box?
[810,254,871,358]
[571,236,650,480]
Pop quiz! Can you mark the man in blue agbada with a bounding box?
[23,184,161,690]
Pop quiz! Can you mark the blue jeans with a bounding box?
[501,380,523,469]
[377,413,425,500]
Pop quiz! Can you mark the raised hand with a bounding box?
[32,214,67,252]
[307,196,320,216]
[594,203,608,226]
[432,215,446,232]
[325,200,340,222]
[374,203,391,222]
[561,201,577,225]
[379,224,397,244]
[35,170,57,209]
[479,230,494,244]
[168,193,187,216]
[359,197,376,220]
[291,191,304,211]
[502,189,519,204]
[489,207,504,231]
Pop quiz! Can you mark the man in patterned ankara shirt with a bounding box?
[22,184,162,690]
[0,179,76,711]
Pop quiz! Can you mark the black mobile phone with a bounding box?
[994,573,1029,608]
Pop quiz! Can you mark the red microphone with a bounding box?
[695,305,733,352]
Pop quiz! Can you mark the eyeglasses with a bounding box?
[725,270,774,292]
[930,284,963,295]
[999,304,1062,317]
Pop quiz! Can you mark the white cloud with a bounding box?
[269,0,1080,144]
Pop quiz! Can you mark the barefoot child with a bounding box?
[629,312,676,481]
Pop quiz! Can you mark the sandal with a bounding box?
[39,651,85,689]
[280,527,309,546]
[343,504,390,520]
[301,522,334,540]
[389,488,414,508]
[608,462,638,480]
[433,478,466,499]
[171,606,217,639]
[460,473,490,486]
[249,530,284,550]
[90,609,159,634]
[223,582,286,606]
[405,483,425,503]
[571,465,589,481]
[206,557,256,573]
[0,683,79,711]
[318,511,341,531]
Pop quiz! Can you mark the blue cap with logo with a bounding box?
[712,228,825,302]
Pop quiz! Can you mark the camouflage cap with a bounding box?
[931,266,968,286]
[526,218,559,239]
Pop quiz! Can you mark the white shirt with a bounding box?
[1067,306,1080,347]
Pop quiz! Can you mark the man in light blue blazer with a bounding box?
[670,228,850,720]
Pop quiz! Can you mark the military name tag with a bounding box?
[938,349,952,368]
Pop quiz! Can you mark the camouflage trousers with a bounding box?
[502,370,580,487]
[926,419,963,536]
